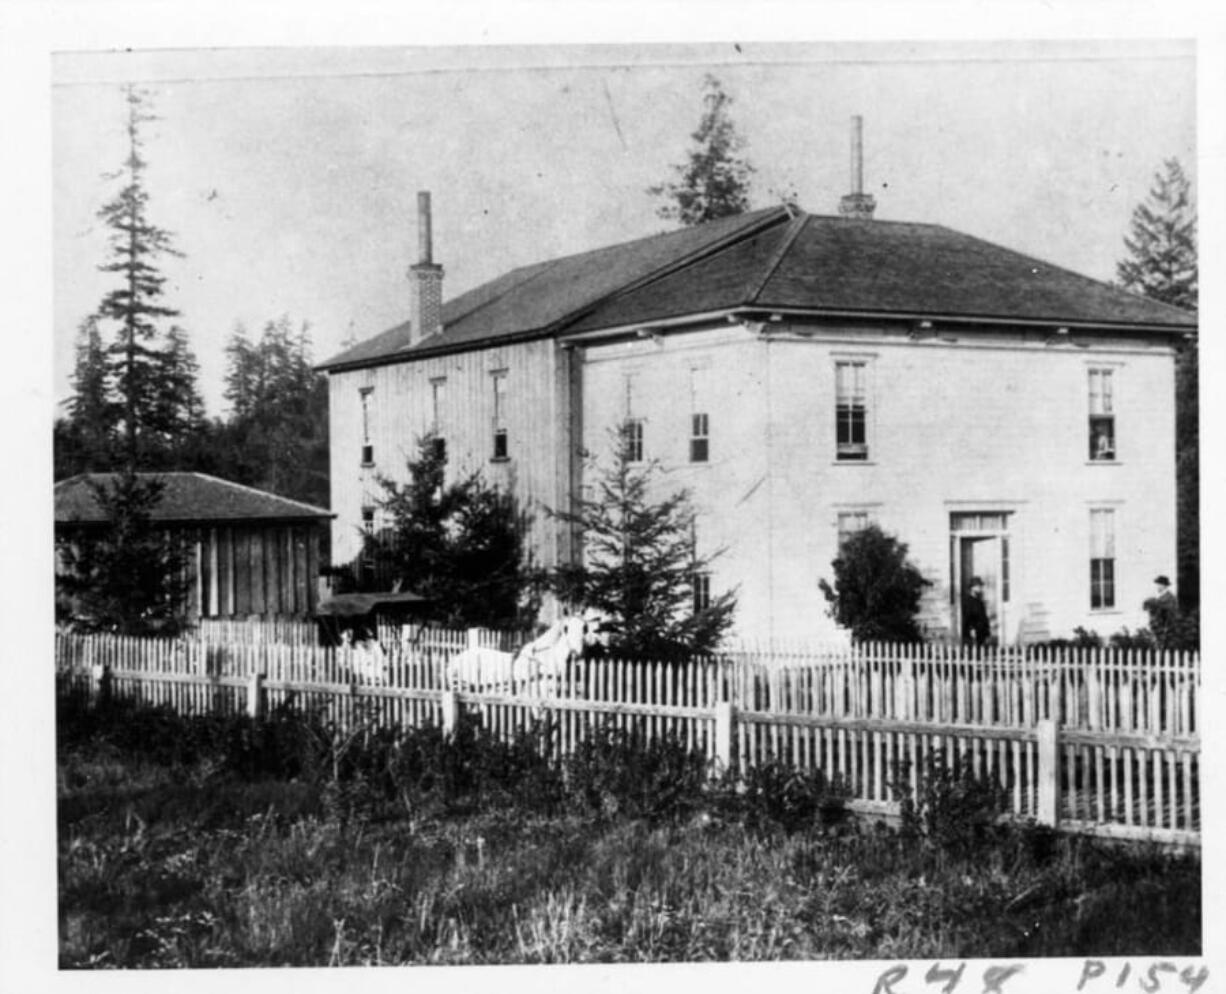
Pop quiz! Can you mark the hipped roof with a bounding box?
[55,472,334,525]
[319,207,1196,372]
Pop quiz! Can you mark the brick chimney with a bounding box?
[408,191,444,346]
[838,115,877,220]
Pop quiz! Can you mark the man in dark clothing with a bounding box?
[961,576,991,646]
[1144,574,1179,647]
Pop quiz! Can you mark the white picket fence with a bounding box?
[55,632,1200,846]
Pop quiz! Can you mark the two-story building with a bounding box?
[319,183,1195,646]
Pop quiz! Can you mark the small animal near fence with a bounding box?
[55,632,1200,846]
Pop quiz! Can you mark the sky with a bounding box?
[51,40,1198,418]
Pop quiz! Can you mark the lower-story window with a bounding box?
[692,572,712,613]
[1089,508,1116,609]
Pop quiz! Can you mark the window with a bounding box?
[837,510,872,549]
[625,418,644,463]
[835,361,868,460]
[491,371,508,460]
[692,572,712,614]
[430,377,446,459]
[361,505,375,535]
[359,387,374,465]
[1090,508,1116,609]
[1088,368,1115,461]
[690,413,710,462]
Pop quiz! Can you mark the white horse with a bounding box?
[445,609,612,695]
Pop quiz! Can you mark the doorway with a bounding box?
[950,512,1011,644]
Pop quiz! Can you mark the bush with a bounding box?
[819,525,930,643]
[563,724,709,822]
[710,759,850,834]
[891,753,1008,854]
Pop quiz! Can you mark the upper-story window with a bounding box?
[835,360,868,461]
[429,377,446,462]
[1088,368,1116,461]
[690,413,710,463]
[359,387,374,466]
[491,371,509,460]
[1089,508,1116,610]
[625,418,645,463]
[689,365,710,463]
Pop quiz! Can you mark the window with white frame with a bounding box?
[359,387,374,465]
[1088,368,1116,461]
[690,365,710,463]
[690,413,710,463]
[1089,508,1116,609]
[491,370,509,460]
[837,510,872,549]
[692,571,712,614]
[835,360,868,460]
[625,418,645,463]
[430,378,446,461]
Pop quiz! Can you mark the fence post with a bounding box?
[1036,718,1058,827]
[246,671,265,719]
[91,663,111,706]
[714,700,734,773]
[441,689,460,737]
[466,628,481,651]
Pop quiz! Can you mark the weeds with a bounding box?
[57,690,1201,965]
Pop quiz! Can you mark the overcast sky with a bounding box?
[52,40,1196,417]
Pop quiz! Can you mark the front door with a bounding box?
[950,512,1011,644]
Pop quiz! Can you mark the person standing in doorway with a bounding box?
[962,576,991,647]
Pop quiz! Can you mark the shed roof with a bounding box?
[55,473,334,525]
[319,207,1196,371]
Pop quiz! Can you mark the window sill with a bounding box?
[1089,608,1121,616]
[832,460,877,466]
[489,456,511,464]
[360,462,375,470]
[1086,460,1121,466]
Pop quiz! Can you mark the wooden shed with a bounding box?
[54,472,334,620]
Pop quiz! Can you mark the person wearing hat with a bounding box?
[1145,575,1178,644]
[961,576,991,647]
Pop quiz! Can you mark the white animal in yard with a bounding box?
[445,608,612,694]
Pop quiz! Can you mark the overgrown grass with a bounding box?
[57,691,1201,966]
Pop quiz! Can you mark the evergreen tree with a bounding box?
[357,436,539,629]
[1117,158,1197,309]
[1116,158,1198,610]
[94,85,186,468]
[56,469,188,635]
[217,316,330,506]
[648,75,755,226]
[818,525,930,644]
[548,422,736,659]
[56,316,118,477]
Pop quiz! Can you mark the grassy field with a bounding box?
[57,694,1201,967]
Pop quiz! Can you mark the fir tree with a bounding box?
[648,75,755,227]
[357,436,540,629]
[1116,158,1198,610]
[549,422,736,659]
[1117,158,1197,310]
[56,316,118,476]
[56,469,188,635]
[217,316,329,506]
[95,85,185,468]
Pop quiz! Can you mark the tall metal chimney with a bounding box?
[839,115,877,220]
[408,191,444,345]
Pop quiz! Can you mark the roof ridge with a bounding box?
[741,212,811,306]
[548,206,792,333]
